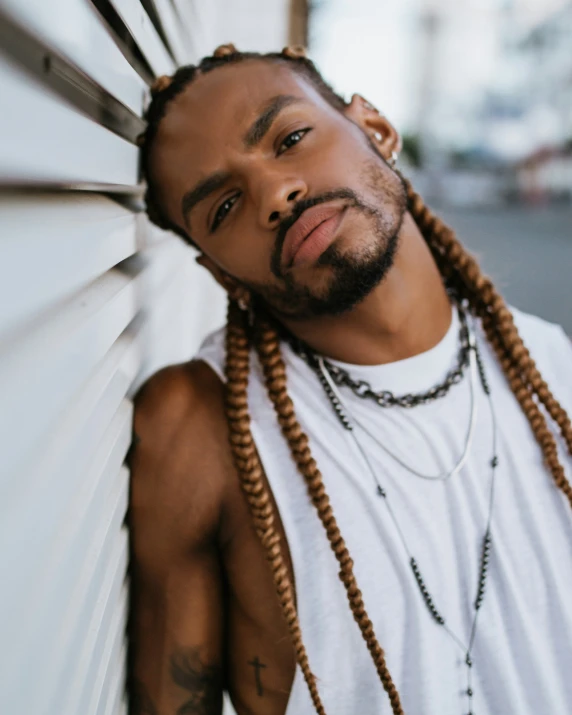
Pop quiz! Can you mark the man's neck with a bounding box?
[280,212,452,366]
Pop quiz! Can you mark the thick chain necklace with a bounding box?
[316,345,478,481]
[291,305,471,409]
[301,317,498,715]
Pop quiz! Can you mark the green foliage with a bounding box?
[401,134,422,168]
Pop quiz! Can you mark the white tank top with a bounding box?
[197,307,572,715]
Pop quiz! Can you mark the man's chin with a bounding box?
[251,225,401,321]
[301,232,401,318]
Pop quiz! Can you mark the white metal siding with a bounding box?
[0,2,289,714]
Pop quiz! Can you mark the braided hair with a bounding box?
[138,44,572,715]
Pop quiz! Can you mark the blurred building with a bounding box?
[309,0,572,203]
[477,2,571,153]
[510,3,572,200]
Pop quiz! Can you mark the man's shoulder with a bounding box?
[510,306,572,396]
[130,360,230,547]
[133,359,225,440]
[510,306,570,354]
[511,306,564,337]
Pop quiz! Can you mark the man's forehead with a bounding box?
[157,60,321,143]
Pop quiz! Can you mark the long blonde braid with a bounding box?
[404,177,572,507]
[223,301,327,715]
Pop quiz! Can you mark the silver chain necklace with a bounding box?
[292,305,471,409]
[305,321,499,715]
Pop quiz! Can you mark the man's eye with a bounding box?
[211,194,239,231]
[278,128,312,154]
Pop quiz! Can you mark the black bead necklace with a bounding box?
[304,320,498,715]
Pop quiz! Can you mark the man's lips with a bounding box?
[282,202,346,269]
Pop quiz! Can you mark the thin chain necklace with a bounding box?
[293,306,476,481]
[305,319,499,715]
[316,340,478,481]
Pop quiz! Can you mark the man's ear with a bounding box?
[344,93,402,162]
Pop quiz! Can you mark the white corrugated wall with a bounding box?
[0,2,290,713]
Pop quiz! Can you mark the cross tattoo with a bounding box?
[247,656,267,696]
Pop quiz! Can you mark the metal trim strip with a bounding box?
[0,6,145,143]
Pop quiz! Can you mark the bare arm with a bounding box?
[128,364,227,715]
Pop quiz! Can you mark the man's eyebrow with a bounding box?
[181,170,231,228]
[243,94,304,149]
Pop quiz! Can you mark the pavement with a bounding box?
[438,204,572,336]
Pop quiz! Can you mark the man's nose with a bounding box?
[258,176,307,229]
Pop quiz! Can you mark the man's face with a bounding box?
[150,59,407,320]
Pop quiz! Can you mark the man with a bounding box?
[129,44,572,715]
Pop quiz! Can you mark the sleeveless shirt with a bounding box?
[197,307,572,715]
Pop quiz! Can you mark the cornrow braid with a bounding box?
[138,65,199,241]
[140,44,572,715]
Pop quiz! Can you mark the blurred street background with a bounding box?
[308,0,572,332]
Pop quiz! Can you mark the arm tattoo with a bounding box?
[170,648,223,715]
[130,678,159,715]
[247,656,267,696]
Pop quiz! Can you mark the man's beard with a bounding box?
[244,158,407,321]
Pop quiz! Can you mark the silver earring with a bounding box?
[237,295,255,327]
[389,150,399,167]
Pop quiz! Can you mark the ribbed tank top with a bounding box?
[197,307,572,715]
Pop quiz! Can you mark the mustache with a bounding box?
[270,188,361,278]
